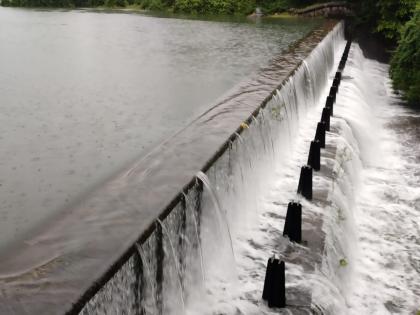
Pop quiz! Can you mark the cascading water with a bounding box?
[156,219,186,313]
[193,24,345,314]
[79,23,346,315]
[311,44,420,314]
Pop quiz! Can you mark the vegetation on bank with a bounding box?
[390,4,420,105]
[352,0,419,105]
[353,0,417,40]
[0,0,320,14]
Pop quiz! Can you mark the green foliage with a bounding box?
[148,0,164,10]
[256,0,290,13]
[105,0,125,6]
[171,0,256,14]
[115,0,125,6]
[390,5,420,105]
[376,0,417,40]
[352,0,419,103]
[173,0,205,13]
[0,0,288,14]
[254,0,324,14]
[0,0,105,7]
[353,0,417,40]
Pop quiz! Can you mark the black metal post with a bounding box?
[307,140,321,171]
[315,121,326,148]
[262,258,286,308]
[330,85,338,97]
[321,107,331,131]
[334,71,341,82]
[326,95,334,116]
[283,202,302,243]
[297,165,312,200]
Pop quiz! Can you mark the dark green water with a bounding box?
[0,7,320,251]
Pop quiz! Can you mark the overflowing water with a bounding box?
[2,4,417,313]
[79,22,345,314]
[34,16,419,314]
[69,21,420,314]
[311,44,420,314]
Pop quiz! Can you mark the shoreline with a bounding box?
[0,5,299,19]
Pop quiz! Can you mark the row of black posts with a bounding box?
[262,40,352,309]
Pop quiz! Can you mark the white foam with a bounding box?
[311,44,420,314]
[187,23,346,315]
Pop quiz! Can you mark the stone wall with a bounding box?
[293,2,353,18]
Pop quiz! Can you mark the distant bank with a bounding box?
[0,0,350,16]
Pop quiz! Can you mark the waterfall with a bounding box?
[79,22,346,315]
[311,44,420,314]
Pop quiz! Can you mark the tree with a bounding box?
[390,4,420,105]
[352,0,417,40]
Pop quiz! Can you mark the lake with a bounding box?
[0,7,319,252]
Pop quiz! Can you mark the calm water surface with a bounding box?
[0,8,319,251]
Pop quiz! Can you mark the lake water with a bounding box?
[0,8,319,252]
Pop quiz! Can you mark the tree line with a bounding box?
[388,3,419,105]
[0,0,316,14]
[352,0,419,105]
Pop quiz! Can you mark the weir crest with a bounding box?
[0,21,345,315]
[79,22,345,315]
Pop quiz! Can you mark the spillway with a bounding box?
[311,44,420,314]
[78,22,346,315]
[2,17,418,315]
[0,19,341,315]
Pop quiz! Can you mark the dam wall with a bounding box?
[0,20,344,315]
[78,22,346,315]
